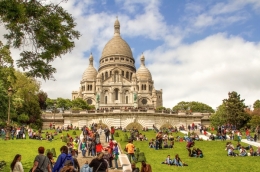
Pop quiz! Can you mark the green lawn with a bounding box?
[0,129,81,172]
[116,130,260,172]
[1,129,259,172]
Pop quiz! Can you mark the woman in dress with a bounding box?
[10,154,24,172]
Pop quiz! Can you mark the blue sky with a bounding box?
[6,0,260,109]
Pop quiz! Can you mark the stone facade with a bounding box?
[72,19,163,109]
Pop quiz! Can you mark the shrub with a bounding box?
[114,132,119,137]
[123,133,129,142]
[45,149,50,155]
[62,136,67,143]
[72,131,76,135]
[51,148,56,157]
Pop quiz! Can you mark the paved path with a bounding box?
[180,130,260,147]
[77,132,123,172]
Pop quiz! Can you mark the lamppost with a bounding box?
[5,87,13,140]
[53,103,56,129]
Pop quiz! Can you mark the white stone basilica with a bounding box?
[72,19,163,109]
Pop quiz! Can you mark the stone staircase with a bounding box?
[77,132,123,172]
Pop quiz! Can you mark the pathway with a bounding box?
[77,132,123,172]
[180,130,260,147]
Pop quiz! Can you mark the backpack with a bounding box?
[82,165,93,172]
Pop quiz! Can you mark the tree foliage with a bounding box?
[253,100,260,109]
[0,0,80,80]
[71,98,89,110]
[0,80,9,122]
[210,104,227,128]
[56,97,72,111]
[222,91,250,129]
[172,101,215,113]
[37,90,48,110]
[0,41,15,88]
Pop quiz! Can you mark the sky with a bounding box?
[2,0,260,110]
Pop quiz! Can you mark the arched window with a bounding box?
[126,96,128,104]
[110,71,112,76]
[90,85,92,91]
[141,85,143,90]
[126,71,129,79]
[105,72,108,79]
[122,71,124,76]
[130,73,132,80]
[102,73,104,81]
[115,88,119,100]
[144,84,146,90]
[87,85,89,90]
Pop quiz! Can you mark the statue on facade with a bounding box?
[134,93,137,102]
[96,94,100,102]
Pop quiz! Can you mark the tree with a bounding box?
[0,41,15,88]
[0,80,9,123]
[172,101,215,113]
[0,0,80,80]
[253,100,260,109]
[37,90,48,110]
[56,97,72,111]
[71,98,89,110]
[222,91,250,129]
[210,105,227,128]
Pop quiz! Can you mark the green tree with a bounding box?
[56,97,71,111]
[0,0,80,80]
[172,101,214,113]
[37,90,48,110]
[71,98,89,110]
[253,100,260,109]
[0,80,9,122]
[222,91,250,129]
[210,105,227,128]
[46,98,55,110]
[0,41,15,88]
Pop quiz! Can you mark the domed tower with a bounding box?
[99,18,136,82]
[72,54,98,105]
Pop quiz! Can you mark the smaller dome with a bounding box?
[136,65,152,80]
[82,54,98,80]
[136,53,152,80]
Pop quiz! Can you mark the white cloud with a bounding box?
[145,33,260,108]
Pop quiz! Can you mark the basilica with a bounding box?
[72,19,163,109]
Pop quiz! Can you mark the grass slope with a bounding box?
[0,130,81,172]
[116,130,260,172]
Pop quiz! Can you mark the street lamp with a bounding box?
[6,87,13,140]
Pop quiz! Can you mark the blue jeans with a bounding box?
[81,149,86,157]
[127,153,136,162]
[114,158,118,168]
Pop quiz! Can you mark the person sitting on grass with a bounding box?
[163,155,173,165]
[163,140,169,148]
[141,161,152,172]
[239,147,247,156]
[209,133,215,140]
[173,154,186,167]
[149,139,155,148]
[196,148,203,158]
[169,140,174,148]
[228,147,237,156]
[191,147,197,157]
[131,163,140,172]
[255,147,260,156]
[249,147,255,156]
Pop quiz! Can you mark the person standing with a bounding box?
[89,152,108,172]
[125,140,136,162]
[31,147,51,172]
[113,143,119,169]
[10,154,24,172]
[53,146,74,172]
[110,127,115,140]
[80,138,87,157]
[140,161,152,172]
[104,127,110,143]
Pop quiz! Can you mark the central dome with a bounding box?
[101,18,133,59]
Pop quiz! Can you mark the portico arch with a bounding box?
[126,122,143,130]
